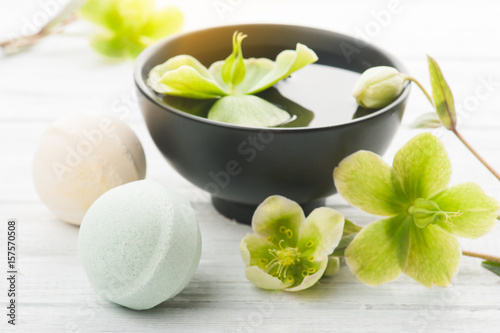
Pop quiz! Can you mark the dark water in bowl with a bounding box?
[156,64,378,128]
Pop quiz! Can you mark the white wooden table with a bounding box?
[2,1,500,332]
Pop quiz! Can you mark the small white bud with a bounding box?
[352,66,406,109]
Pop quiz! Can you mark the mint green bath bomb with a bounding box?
[78,180,202,310]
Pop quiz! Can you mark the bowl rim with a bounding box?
[134,23,411,132]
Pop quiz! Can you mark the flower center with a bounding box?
[408,198,462,228]
[267,240,301,280]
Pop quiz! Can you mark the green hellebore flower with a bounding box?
[147,31,318,127]
[79,0,183,59]
[333,133,499,287]
[352,66,406,109]
[240,196,344,291]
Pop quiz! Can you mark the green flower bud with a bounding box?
[352,66,406,109]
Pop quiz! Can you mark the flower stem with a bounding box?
[406,73,500,182]
[405,76,435,106]
[0,13,77,54]
[462,250,500,263]
[452,129,500,182]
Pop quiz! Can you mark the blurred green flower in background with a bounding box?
[79,0,183,59]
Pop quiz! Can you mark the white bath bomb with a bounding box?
[33,113,146,225]
[79,180,202,310]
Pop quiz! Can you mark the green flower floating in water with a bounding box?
[334,133,499,287]
[79,0,183,59]
[240,196,344,291]
[147,31,318,127]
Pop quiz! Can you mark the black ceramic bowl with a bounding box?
[134,24,410,224]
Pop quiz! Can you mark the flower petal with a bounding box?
[236,43,318,95]
[284,258,328,292]
[147,55,227,98]
[245,266,289,290]
[207,95,290,127]
[239,234,277,269]
[345,214,411,286]
[392,133,451,201]
[334,150,407,216]
[296,207,344,259]
[89,32,127,59]
[116,0,154,29]
[151,55,213,78]
[404,223,460,287]
[431,183,499,238]
[141,6,183,40]
[207,61,230,91]
[252,196,305,248]
[208,57,276,94]
[79,0,122,31]
[231,58,276,94]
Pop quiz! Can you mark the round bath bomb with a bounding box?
[79,180,202,310]
[33,113,146,225]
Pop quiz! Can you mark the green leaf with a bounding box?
[345,214,411,286]
[236,43,318,95]
[428,55,457,130]
[251,195,305,248]
[148,55,227,98]
[482,261,500,277]
[207,95,290,127]
[296,207,344,258]
[392,133,451,201]
[342,219,362,237]
[141,5,183,39]
[432,183,499,238]
[404,223,460,287]
[410,112,443,129]
[334,150,407,216]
